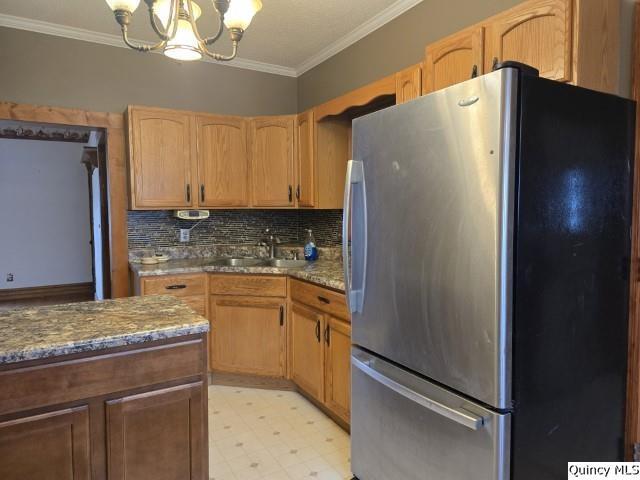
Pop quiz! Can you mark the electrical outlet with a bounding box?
[6,273,14,282]
[179,229,190,243]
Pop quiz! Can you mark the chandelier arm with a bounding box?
[147,0,180,41]
[202,15,225,45]
[201,40,238,61]
[121,25,167,52]
[183,0,208,44]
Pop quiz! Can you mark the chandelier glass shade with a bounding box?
[104,0,262,62]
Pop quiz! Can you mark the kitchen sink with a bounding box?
[268,259,309,268]
[213,258,267,267]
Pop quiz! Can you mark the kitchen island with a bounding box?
[0,295,209,480]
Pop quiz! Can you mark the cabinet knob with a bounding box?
[296,185,301,200]
[317,296,330,305]
[200,184,205,202]
[492,57,500,71]
[315,320,321,342]
[288,185,293,203]
[186,184,191,203]
[324,326,330,346]
[471,64,478,78]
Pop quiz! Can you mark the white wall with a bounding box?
[0,139,93,289]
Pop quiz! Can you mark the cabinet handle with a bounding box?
[296,185,301,200]
[492,57,499,71]
[186,184,191,203]
[166,284,187,290]
[200,184,205,202]
[317,296,330,305]
[324,325,330,346]
[279,305,284,326]
[471,64,478,78]
[315,320,321,342]
[288,185,293,203]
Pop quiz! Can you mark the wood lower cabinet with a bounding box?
[128,106,195,209]
[423,27,484,94]
[290,279,351,425]
[484,0,572,82]
[137,273,208,317]
[0,406,91,480]
[106,382,205,480]
[249,116,296,207]
[196,114,249,207]
[0,334,209,480]
[324,317,351,424]
[210,295,285,376]
[291,302,325,402]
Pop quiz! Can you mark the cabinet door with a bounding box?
[129,107,195,209]
[291,302,324,401]
[424,27,484,94]
[296,110,316,207]
[211,295,285,376]
[324,317,351,423]
[0,406,90,480]
[484,0,572,82]
[106,382,206,480]
[396,63,423,104]
[196,114,249,207]
[249,116,295,207]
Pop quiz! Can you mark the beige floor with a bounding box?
[208,385,352,480]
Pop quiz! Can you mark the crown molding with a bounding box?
[0,13,298,77]
[294,0,425,76]
[0,0,424,78]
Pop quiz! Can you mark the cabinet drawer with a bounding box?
[181,296,206,317]
[141,274,206,297]
[209,274,286,297]
[290,279,349,320]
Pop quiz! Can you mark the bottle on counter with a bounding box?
[304,229,318,261]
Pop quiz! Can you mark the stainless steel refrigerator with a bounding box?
[343,64,635,480]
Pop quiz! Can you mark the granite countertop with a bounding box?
[0,295,210,365]
[130,258,346,292]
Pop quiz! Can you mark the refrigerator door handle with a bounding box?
[343,160,367,313]
[352,355,486,431]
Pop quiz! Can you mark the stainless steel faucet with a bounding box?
[259,228,280,259]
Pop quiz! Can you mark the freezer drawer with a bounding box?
[351,348,511,480]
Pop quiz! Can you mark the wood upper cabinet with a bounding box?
[106,382,206,480]
[324,316,351,424]
[196,114,249,207]
[484,0,572,82]
[296,110,316,207]
[128,106,195,209]
[423,27,484,94]
[396,63,423,104]
[291,302,325,402]
[0,406,91,480]
[249,116,296,207]
[210,295,286,376]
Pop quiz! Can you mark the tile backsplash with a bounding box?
[127,209,343,250]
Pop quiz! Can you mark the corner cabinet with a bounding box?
[296,110,316,207]
[249,116,296,208]
[128,107,195,209]
[290,279,351,425]
[423,27,484,94]
[484,0,572,82]
[196,114,249,208]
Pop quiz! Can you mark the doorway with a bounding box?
[0,120,111,309]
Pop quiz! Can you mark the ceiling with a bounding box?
[0,0,423,76]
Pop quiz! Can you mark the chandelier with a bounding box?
[104,0,262,62]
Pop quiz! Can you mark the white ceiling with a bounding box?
[0,0,424,76]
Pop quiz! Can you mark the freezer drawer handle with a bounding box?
[352,356,486,431]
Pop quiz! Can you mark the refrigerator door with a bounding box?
[347,68,518,408]
[351,347,511,480]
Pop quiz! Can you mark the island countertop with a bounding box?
[0,295,210,365]
[130,258,346,292]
